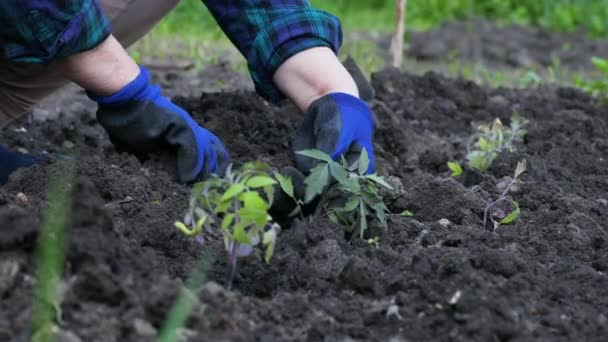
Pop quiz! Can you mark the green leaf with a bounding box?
[500,202,520,225]
[275,173,295,199]
[365,174,393,189]
[400,210,414,217]
[214,199,231,214]
[220,183,245,202]
[358,149,370,175]
[329,162,350,185]
[334,197,360,213]
[221,214,235,231]
[233,222,251,244]
[238,207,269,227]
[372,202,387,224]
[447,161,463,177]
[239,191,268,211]
[246,176,277,188]
[263,228,277,263]
[296,149,333,163]
[304,164,330,203]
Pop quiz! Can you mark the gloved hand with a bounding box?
[91,66,228,183]
[0,145,41,184]
[292,92,375,174]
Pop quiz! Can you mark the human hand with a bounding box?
[91,66,229,182]
[292,92,375,174]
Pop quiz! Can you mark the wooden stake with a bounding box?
[391,0,407,68]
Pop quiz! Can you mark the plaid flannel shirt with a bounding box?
[0,0,342,102]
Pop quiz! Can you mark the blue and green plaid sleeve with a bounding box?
[0,0,111,64]
[203,0,343,102]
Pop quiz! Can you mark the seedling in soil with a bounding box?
[274,172,304,218]
[465,113,527,172]
[447,161,463,177]
[296,149,392,239]
[483,159,527,230]
[400,210,414,217]
[574,57,608,102]
[175,162,280,288]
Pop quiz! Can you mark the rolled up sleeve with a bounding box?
[0,0,111,64]
[204,1,343,103]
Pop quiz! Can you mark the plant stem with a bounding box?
[226,242,238,290]
[483,177,517,228]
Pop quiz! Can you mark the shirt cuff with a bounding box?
[247,8,343,103]
[3,0,111,64]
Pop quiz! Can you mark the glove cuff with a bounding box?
[91,66,155,105]
[328,92,375,128]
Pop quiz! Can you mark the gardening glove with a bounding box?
[292,92,375,174]
[0,145,41,185]
[91,66,229,183]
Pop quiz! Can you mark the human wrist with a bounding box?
[57,35,140,96]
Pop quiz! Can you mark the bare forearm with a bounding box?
[273,47,358,112]
[56,35,139,96]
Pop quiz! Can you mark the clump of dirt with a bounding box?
[1,66,608,341]
[407,18,608,70]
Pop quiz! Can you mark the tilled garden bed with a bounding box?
[1,67,608,341]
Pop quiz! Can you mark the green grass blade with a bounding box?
[157,253,213,342]
[31,161,75,341]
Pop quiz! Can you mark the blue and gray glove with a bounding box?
[91,66,229,183]
[0,145,41,184]
[292,92,375,174]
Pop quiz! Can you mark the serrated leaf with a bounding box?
[220,183,245,202]
[304,164,329,203]
[246,176,277,188]
[329,162,349,185]
[500,202,520,224]
[365,174,393,189]
[400,210,414,217]
[275,173,295,199]
[358,149,370,175]
[296,149,333,163]
[447,161,463,177]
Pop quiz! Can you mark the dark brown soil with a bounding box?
[407,18,608,70]
[2,64,608,341]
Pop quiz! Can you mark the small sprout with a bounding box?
[175,162,280,288]
[447,161,463,177]
[296,149,392,239]
[367,236,380,248]
[484,160,527,229]
[400,210,414,217]
[466,113,527,172]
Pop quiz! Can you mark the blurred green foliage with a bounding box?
[153,0,608,38]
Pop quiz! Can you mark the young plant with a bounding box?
[465,113,527,172]
[483,159,527,230]
[296,149,392,239]
[574,57,608,102]
[174,162,280,288]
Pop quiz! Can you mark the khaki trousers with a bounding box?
[0,0,181,128]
